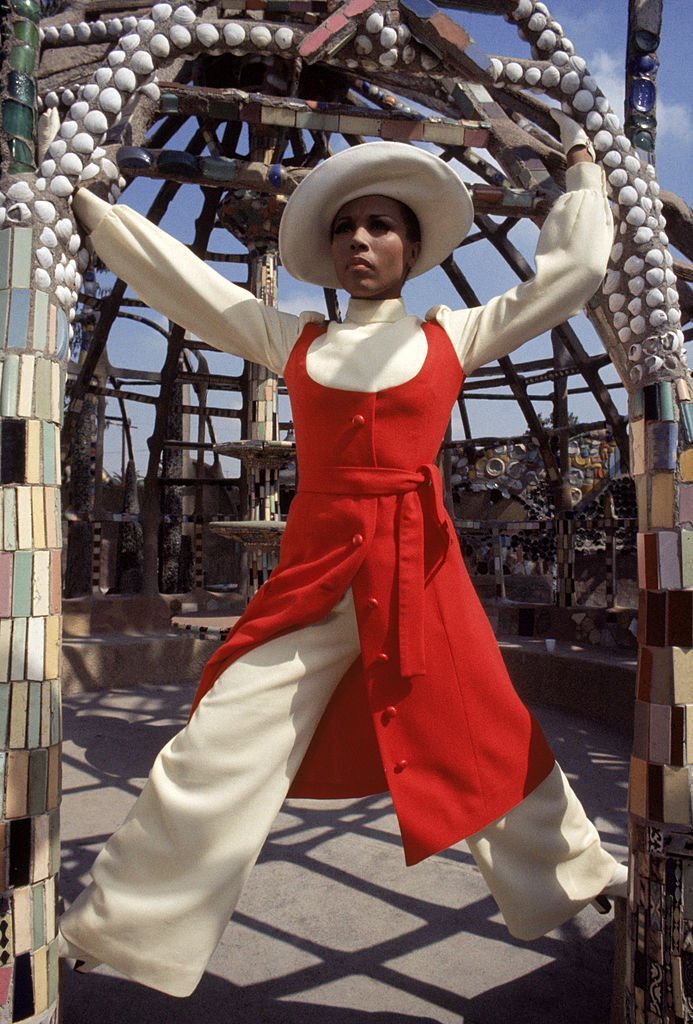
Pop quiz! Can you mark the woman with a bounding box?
[60,115,627,997]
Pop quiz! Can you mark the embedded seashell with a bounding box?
[646,216,659,230]
[629,365,643,384]
[603,113,620,133]
[645,355,664,372]
[72,132,96,155]
[54,263,65,285]
[60,22,75,40]
[44,91,59,108]
[366,12,384,33]
[627,297,641,316]
[633,227,653,245]
[35,268,51,289]
[593,130,613,151]
[130,50,155,74]
[92,20,107,38]
[152,3,172,21]
[536,29,556,50]
[69,234,81,254]
[119,33,140,52]
[84,109,108,134]
[611,242,623,262]
[613,312,628,329]
[664,268,676,285]
[70,100,90,121]
[595,95,609,113]
[662,249,673,267]
[528,11,547,30]
[524,66,542,86]
[82,84,100,102]
[489,58,503,80]
[624,255,644,275]
[649,180,660,196]
[140,82,161,101]
[250,25,272,47]
[623,155,640,174]
[55,285,71,305]
[397,24,410,44]
[401,45,416,64]
[653,197,663,214]
[618,326,632,344]
[78,248,90,269]
[223,23,245,45]
[48,139,67,159]
[62,89,76,105]
[603,269,620,294]
[560,71,580,94]
[581,75,598,93]
[645,288,664,307]
[585,111,602,132]
[615,134,631,152]
[137,18,155,37]
[633,177,647,195]
[123,15,138,30]
[101,158,119,180]
[603,150,621,169]
[608,293,625,312]
[668,307,681,324]
[114,67,138,92]
[628,276,645,296]
[99,88,123,113]
[7,181,34,202]
[56,218,73,242]
[44,26,59,43]
[666,287,678,305]
[40,226,58,248]
[541,66,560,87]
[150,33,170,56]
[618,185,638,205]
[573,89,594,112]
[640,196,652,214]
[380,26,397,47]
[274,27,293,49]
[512,0,532,19]
[630,316,646,335]
[108,49,126,66]
[196,23,219,47]
[570,54,587,73]
[552,50,570,67]
[60,152,83,176]
[608,168,628,188]
[421,50,439,70]
[659,230,669,247]
[645,249,664,267]
[626,207,647,227]
[35,200,56,223]
[173,4,196,24]
[65,261,77,287]
[36,247,53,269]
[40,159,56,179]
[628,343,642,361]
[170,23,192,47]
[505,62,523,82]
[378,48,398,68]
[49,176,74,197]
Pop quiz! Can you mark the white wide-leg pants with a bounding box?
[60,589,618,997]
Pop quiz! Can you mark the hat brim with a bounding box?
[278,142,474,289]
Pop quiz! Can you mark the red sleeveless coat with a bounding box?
[192,320,555,865]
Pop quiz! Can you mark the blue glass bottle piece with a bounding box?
[157,150,200,176]
[630,52,659,75]
[629,77,656,114]
[116,146,153,170]
[634,29,659,51]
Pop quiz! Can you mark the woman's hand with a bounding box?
[550,109,596,166]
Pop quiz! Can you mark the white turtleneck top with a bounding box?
[73,161,612,391]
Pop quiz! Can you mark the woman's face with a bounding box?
[330,195,421,300]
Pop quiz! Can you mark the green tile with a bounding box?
[0,353,20,416]
[0,291,9,345]
[12,20,38,46]
[32,290,48,352]
[11,229,32,288]
[55,309,69,362]
[33,356,51,420]
[3,489,17,551]
[0,687,10,746]
[27,681,41,748]
[0,232,10,290]
[28,748,47,815]
[8,138,34,170]
[42,420,56,486]
[12,0,41,24]
[10,616,26,680]
[9,43,37,74]
[11,551,32,617]
[8,71,35,108]
[682,529,693,588]
[32,879,45,947]
[50,680,60,745]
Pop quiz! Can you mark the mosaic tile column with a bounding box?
[625,379,693,1023]
[0,228,66,1021]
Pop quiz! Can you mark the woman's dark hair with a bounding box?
[330,200,421,244]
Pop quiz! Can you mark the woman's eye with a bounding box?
[333,222,350,234]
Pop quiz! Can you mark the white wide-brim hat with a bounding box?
[278,141,474,289]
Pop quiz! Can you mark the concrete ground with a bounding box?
[59,685,629,1024]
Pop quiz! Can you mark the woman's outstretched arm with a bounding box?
[73,188,321,373]
[428,155,613,376]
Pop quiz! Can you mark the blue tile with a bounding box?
[55,308,69,363]
[6,289,30,349]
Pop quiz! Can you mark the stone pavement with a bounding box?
[59,686,629,1024]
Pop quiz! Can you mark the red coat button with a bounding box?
[394,760,408,773]
[352,533,364,547]
[367,597,379,609]
[376,652,389,663]
[382,705,398,723]
[352,414,365,427]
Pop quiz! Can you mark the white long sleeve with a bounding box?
[427,161,613,375]
[72,188,321,374]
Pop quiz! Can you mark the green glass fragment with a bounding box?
[11,0,41,23]
[8,70,36,107]
[2,99,34,141]
[9,43,37,74]
[7,161,35,175]
[8,137,35,168]
[633,129,654,152]
[12,19,39,48]
[159,94,179,114]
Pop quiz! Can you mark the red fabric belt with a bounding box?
[298,464,451,677]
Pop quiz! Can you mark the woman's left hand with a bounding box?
[549,108,596,165]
